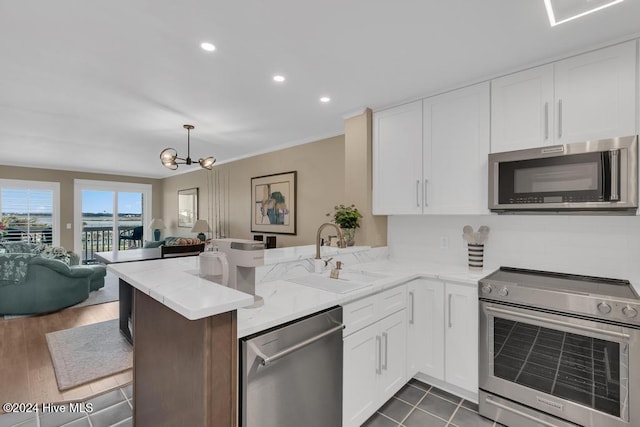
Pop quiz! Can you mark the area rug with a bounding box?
[46,319,132,390]
[74,271,119,308]
[3,272,119,319]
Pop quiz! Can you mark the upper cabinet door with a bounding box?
[491,64,554,153]
[372,100,423,215]
[424,82,490,214]
[554,40,637,144]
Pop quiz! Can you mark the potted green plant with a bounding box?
[326,204,362,246]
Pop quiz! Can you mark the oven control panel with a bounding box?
[478,280,640,327]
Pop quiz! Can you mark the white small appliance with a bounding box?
[199,250,229,285]
[212,238,265,308]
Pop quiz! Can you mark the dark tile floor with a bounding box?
[0,385,132,427]
[364,379,503,427]
[1,379,501,427]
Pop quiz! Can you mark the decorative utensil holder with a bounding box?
[468,244,484,269]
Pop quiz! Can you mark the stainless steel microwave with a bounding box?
[489,136,638,214]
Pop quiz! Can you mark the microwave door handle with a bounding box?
[610,149,620,201]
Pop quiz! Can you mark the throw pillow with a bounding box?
[143,240,164,248]
[166,237,200,246]
[40,246,72,265]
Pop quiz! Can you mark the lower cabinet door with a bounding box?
[444,282,478,393]
[378,310,407,399]
[343,308,408,427]
[407,279,445,380]
[343,323,379,427]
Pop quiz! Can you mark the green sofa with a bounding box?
[0,242,106,315]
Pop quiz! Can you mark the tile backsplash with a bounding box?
[388,215,640,290]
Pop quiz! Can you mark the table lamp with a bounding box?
[149,218,166,241]
[191,219,209,242]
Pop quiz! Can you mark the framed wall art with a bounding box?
[178,187,198,228]
[251,171,296,235]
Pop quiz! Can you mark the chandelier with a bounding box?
[160,124,216,170]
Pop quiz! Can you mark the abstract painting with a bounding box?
[251,171,296,235]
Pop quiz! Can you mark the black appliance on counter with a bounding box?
[478,267,640,427]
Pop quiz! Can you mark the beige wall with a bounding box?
[0,165,162,250]
[161,135,347,247]
[344,109,387,247]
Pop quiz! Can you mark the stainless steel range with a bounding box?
[478,267,640,427]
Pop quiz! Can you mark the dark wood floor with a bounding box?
[0,301,132,410]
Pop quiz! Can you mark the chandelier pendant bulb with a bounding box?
[160,124,216,171]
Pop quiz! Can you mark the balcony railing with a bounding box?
[0,225,143,264]
[82,226,143,263]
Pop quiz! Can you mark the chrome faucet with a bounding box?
[315,223,346,260]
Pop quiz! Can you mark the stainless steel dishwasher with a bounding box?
[240,306,343,427]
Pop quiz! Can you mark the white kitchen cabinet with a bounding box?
[491,64,554,153]
[554,41,637,145]
[406,279,444,379]
[423,83,490,214]
[444,282,478,393]
[343,322,379,427]
[373,83,490,215]
[491,40,637,153]
[342,288,407,427]
[405,279,477,395]
[372,100,423,215]
[378,310,407,398]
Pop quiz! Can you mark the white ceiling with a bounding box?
[2,0,640,178]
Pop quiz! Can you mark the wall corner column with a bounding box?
[344,109,387,247]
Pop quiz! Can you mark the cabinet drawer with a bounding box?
[343,294,377,337]
[377,286,407,320]
[343,285,407,336]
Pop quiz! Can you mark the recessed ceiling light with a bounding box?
[543,0,624,27]
[200,42,216,52]
[273,75,286,83]
[320,96,331,103]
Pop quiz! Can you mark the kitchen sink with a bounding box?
[287,270,387,294]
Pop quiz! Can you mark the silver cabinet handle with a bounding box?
[544,102,549,140]
[557,99,563,139]
[448,294,453,328]
[409,291,415,325]
[255,324,344,366]
[424,179,428,207]
[610,149,620,201]
[416,180,420,207]
[382,332,388,371]
[375,335,382,374]
[484,396,559,427]
[485,306,630,339]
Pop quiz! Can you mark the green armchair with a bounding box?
[0,242,107,315]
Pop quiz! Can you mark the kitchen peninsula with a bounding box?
[108,245,489,427]
[108,257,254,427]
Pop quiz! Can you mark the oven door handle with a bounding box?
[485,306,630,340]
[484,396,561,427]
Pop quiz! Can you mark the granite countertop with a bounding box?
[263,245,371,264]
[236,259,494,338]
[107,247,493,333]
[107,257,255,320]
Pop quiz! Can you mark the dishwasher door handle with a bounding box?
[253,324,344,366]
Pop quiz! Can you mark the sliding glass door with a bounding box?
[74,180,151,263]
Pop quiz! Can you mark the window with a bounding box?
[0,179,60,246]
